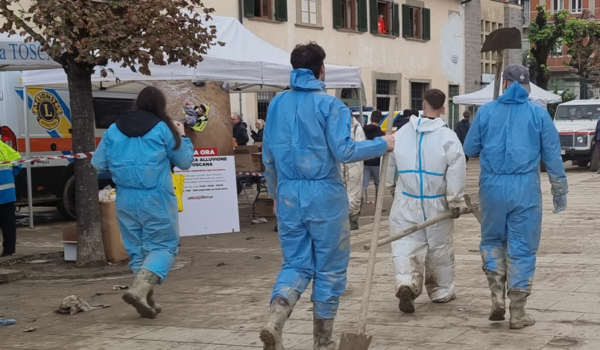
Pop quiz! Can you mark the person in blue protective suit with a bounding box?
[260,42,395,350]
[464,64,568,330]
[92,87,193,319]
[0,140,21,257]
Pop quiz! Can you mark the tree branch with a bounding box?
[0,7,46,46]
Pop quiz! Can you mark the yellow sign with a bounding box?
[32,91,63,131]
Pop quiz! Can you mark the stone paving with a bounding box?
[1,161,600,350]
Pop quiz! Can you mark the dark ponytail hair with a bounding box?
[134,87,182,150]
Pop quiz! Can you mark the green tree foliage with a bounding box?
[526,5,569,90]
[563,12,600,84]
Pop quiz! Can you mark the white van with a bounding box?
[0,71,138,219]
[550,99,599,172]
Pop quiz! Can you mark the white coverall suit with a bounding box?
[342,118,366,223]
[386,116,466,301]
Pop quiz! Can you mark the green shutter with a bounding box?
[333,0,343,29]
[244,0,255,18]
[422,8,431,40]
[274,0,288,21]
[358,0,368,32]
[402,4,410,38]
[369,0,378,34]
[392,3,400,37]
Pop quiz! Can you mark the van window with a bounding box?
[93,98,135,129]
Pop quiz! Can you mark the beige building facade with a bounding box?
[202,0,466,130]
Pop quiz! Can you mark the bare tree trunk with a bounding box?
[65,61,106,267]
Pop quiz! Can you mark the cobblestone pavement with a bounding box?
[1,161,599,350]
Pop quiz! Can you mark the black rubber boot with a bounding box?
[396,286,415,313]
[350,215,359,230]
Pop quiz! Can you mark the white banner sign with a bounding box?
[175,148,240,236]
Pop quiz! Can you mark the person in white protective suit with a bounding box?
[385,89,467,313]
[342,114,366,230]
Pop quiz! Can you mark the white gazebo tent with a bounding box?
[453,78,562,108]
[18,15,364,227]
[0,32,62,228]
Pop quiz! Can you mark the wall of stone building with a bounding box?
[465,0,482,93]
[504,3,524,67]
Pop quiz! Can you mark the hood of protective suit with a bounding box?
[498,82,529,105]
[290,69,326,92]
[116,110,161,137]
[409,115,447,133]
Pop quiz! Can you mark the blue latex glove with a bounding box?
[553,194,567,214]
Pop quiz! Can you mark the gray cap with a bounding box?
[502,64,531,93]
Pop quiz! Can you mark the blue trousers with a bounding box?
[272,179,350,319]
[479,172,542,294]
[116,188,179,283]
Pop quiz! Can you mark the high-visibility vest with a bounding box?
[0,141,20,162]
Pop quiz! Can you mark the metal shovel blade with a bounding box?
[338,332,372,350]
[480,27,522,53]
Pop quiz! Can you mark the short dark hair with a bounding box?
[371,110,383,123]
[410,109,419,117]
[423,89,446,110]
[402,109,412,119]
[463,111,471,119]
[291,42,326,79]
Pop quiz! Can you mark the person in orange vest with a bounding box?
[378,14,387,34]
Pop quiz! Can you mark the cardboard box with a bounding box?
[99,201,129,263]
[60,202,129,263]
[234,145,264,172]
[256,199,275,217]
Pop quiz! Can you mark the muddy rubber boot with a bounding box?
[396,286,415,313]
[508,291,535,329]
[122,269,159,319]
[486,271,506,321]
[260,296,290,350]
[147,289,162,314]
[362,189,368,204]
[350,215,359,230]
[313,318,336,350]
[432,293,456,303]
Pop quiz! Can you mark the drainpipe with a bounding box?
[238,0,244,23]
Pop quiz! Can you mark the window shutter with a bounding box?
[244,0,255,18]
[423,8,431,40]
[369,0,378,34]
[392,3,400,37]
[275,0,288,22]
[358,0,368,32]
[333,0,343,29]
[402,4,410,38]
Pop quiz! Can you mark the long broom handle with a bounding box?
[356,96,395,335]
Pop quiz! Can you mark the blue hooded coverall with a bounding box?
[463,82,568,294]
[92,110,194,282]
[263,69,388,319]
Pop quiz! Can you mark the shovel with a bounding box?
[362,194,482,250]
[480,27,522,100]
[338,96,396,350]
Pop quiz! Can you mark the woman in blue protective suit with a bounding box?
[92,87,194,319]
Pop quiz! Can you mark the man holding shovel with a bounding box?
[385,89,467,313]
[260,42,395,350]
[464,64,568,329]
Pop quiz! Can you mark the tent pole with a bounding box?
[358,88,363,126]
[23,85,34,229]
[239,93,243,117]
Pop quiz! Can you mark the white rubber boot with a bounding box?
[147,289,162,314]
[313,318,336,350]
[122,269,159,319]
[260,296,290,350]
[487,271,506,321]
[396,286,415,313]
[509,291,535,329]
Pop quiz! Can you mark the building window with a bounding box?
[341,88,360,107]
[448,85,460,130]
[571,0,582,13]
[333,0,368,32]
[369,0,399,36]
[551,39,564,57]
[375,79,397,111]
[298,0,320,25]
[342,0,356,29]
[410,82,428,111]
[402,4,430,41]
[257,92,276,120]
[244,0,288,22]
[551,0,564,12]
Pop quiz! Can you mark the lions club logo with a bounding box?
[32,91,63,131]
